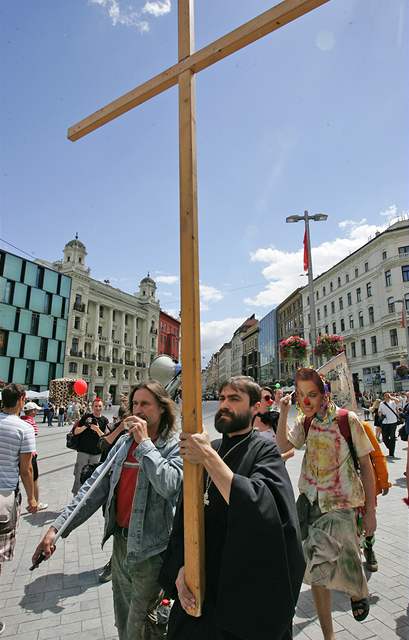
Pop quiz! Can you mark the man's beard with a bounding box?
[214,409,253,434]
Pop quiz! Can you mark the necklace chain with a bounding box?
[203,429,254,506]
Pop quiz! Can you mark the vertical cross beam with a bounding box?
[178,0,205,617]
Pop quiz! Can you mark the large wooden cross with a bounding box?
[68,0,329,615]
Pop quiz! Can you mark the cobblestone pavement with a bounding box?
[0,405,407,639]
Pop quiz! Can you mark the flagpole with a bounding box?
[304,212,318,368]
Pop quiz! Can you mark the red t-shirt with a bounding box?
[116,441,140,528]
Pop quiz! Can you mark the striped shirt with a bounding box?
[0,412,36,490]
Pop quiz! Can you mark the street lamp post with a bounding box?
[286,210,328,368]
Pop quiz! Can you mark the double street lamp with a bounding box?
[286,211,328,368]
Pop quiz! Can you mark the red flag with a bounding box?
[303,230,309,272]
[401,305,407,328]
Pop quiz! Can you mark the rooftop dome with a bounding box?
[65,233,86,251]
[141,272,155,284]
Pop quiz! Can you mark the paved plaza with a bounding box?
[0,404,407,639]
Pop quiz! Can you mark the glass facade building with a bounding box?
[259,308,278,385]
[0,250,71,390]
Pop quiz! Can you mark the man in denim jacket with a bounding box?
[32,381,183,640]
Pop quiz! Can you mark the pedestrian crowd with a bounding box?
[0,377,408,639]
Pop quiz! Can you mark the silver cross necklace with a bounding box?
[203,429,254,506]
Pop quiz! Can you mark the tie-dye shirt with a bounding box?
[288,410,373,513]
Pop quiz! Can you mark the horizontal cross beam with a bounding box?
[68,0,329,141]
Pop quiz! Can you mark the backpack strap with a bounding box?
[335,409,359,471]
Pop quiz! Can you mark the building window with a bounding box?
[98,325,102,335]
[316,291,319,300]
[366,282,372,297]
[82,364,89,375]
[323,286,326,297]
[330,281,333,292]
[31,313,39,335]
[358,311,364,328]
[368,306,374,324]
[385,270,392,286]
[331,301,335,314]
[125,315,128,326]
[97,366,103,377]
[390,329,398,347]
[99,306,104,318]
[69,362,77,373]
[349,315,354,329]
[339,297,343,310]
[307,313,311,325]
[398,246,409,256]
[340,318,345,332]
[317,309,321,321]
[347,292,352,306]
[355,267,359,278]
[324,305,328,317]
[337,276,341,288]
[307,295,310,306]
[74,316,80,330]
[351,342,356,358]
[346,274,350,283]
[387,297,395,313]
[382,250,387,260]
[371,336,377,354]
[361,339,366,356]
[364,262,369,272]
[356,288,361,302]
[75,293,82,306]
[112,329,115,339]
[332,322,336,333]
[325,324,329,334]
[405,293,409,312]
[402,265,409,282]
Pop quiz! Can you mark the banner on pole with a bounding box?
[317,351,358,412]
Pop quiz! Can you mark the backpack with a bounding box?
[303,408,359,470]
[362,421,392,495]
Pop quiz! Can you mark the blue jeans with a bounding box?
[111,533,163,640]
[58,414,64,426]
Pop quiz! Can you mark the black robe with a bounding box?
[160,431,305,640]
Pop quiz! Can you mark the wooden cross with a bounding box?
[68,0,329,615]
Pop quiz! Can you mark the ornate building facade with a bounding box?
[41,237,160,403]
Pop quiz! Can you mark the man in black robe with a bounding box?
[160,375,305,640]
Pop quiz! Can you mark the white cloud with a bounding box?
[200,284,223,311]
[244,205,407,308]
[142,0,171,17]
[89,0,149,31]
[201,317,245,360]
[162,307,179,318]
[315,30,336,51]
[155,275,179,284]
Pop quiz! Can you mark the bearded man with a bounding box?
[161,376,305,640]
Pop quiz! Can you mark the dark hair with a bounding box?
[129,381,177,440]
[219,376,261,407]
[295,368,325,394]
[261,386,274,396]
[2,383,26,409]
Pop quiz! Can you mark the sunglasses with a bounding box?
[262,395,272,401]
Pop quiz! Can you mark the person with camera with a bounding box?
[71,397,108,495]
[253,386,294,462]
[378,392,401,459]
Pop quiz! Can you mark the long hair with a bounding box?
[128,381,177,440]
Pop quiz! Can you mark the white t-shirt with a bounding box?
[378,401,399,425]
[0,412,36,490]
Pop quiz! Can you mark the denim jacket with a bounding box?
[53,433,183,563]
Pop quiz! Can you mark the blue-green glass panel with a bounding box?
[0,356,10,380]
[0,277,6,302]
[56,319,67,341]
[38,314,53,338]
[59,341,65,363]
[29,288,46,313]
[18,309,32,334]
[55,363,64,378]
[24,335,40,360]
[33,361,49,386]
[24,262,39,287]
[51,295,62,318]
[0,304,16,330]
[6,332,21,358]
[60,275,71,299]
[13,359,27,384]
[3,254,22,281]
[13,282,28,308]
[47,339,58,363]
[43,269,58,294]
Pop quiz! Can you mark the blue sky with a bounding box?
[1,0,408,360]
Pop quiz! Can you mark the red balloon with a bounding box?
[73,379,88,396]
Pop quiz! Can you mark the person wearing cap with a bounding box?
[21,402,48,511]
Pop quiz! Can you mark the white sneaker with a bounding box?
[37,503,48,511]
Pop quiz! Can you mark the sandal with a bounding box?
[351,597,370,622]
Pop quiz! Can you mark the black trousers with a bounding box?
[381,422,397,456]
